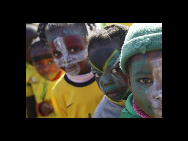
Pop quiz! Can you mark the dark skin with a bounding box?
[89,41,131,101]
[127,50,162,118]
[39,102,54,116]
[46,27,91,76]
[30,45,61,116]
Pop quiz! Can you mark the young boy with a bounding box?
[28,37,64,118]
[119,23,162,118]
[87,24,132,118]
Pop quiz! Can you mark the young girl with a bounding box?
[119,23,162,118]
[28,37,64,118]
[87,24,131,118]
[37,23,103,118]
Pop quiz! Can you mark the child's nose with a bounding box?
[153,93,162,100]
[102,74,114,86]
[153,90,162,100]
[151,82,162,100]
[63,55,73,63]
[43,65,50,72]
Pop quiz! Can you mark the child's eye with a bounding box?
[70,48,78,53]
[54,52,61,57]
[48,60,54,65]
[111,68,120,74]
[138,78,151,84]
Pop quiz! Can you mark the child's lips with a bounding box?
[105,91,121,98]
[65,65,76,71]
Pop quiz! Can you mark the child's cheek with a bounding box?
[54,58,63,68]
[131,78,149,108]
[36,67,44,76]
[49,64,59,73]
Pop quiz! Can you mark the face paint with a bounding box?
[129,50,162,118]
[89,49,119,74]
[90,50,130,101]
[53,36,87,75]
[33,58,60,81]
[47,29,85,44]
[109,56,127,87]
[150,58,162,79]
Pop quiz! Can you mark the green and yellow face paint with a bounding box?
[89,49,119,74]
[88,48,130,101]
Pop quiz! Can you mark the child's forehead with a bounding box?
[89,48,120,73]
[34,57,53,63]
[31,52,53,63]
[30,45,51,57]
[132,50,162,62]
[130,50,162,74]
[46,26,86,44]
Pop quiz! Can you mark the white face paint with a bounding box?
[53,37,87,76]
[150,58,162,79]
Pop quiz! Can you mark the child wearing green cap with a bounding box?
[119,23,162,118]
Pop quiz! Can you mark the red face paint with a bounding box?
[33,58,60,81]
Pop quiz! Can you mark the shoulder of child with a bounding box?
[119,94,141,118]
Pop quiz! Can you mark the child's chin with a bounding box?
[149,108,162,118]
[106,94,123,101]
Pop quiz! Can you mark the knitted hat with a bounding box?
[120,23,162,74]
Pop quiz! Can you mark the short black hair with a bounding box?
[29,37,46,51]
[37,23,96,45]
[87,23,129,53]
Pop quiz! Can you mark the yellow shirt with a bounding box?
[51,73,104,118]
[26,63,65,118]
[26,63,39,118]
[26,63,39,97]
[105,95,126,106]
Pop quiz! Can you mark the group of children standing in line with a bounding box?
[26,23,162,118]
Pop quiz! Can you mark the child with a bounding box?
[28,37,64,118]
[37,23,103,118]
[87,23,132,118]
[119,23,162,118]
[26,23,38,118]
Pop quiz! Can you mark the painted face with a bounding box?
[88,44,130,101]
[30,45,60,81]
[47,29,87,76]
[33,58,60,80]
[128,50,162,118]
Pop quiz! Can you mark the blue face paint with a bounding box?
[47,29,84,44]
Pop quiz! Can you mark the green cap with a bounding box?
[120,23,162,74]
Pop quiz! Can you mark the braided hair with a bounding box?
[37,23,96,45]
